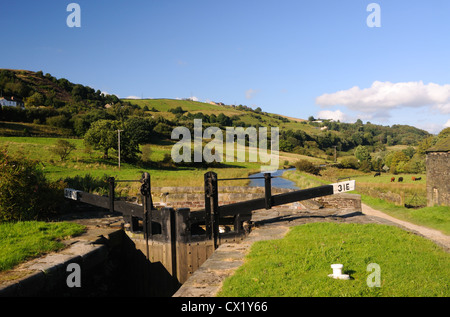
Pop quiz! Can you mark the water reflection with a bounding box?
[248,168,299,189]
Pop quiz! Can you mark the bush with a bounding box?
[294,159,321,175]
[0,149,65,222]
[338,157,359,169]
[358,160,372,172]
[50,139,76,161]
[63,174,109,195]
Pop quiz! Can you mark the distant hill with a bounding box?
[0,69,120,109]
[0,69,432,159]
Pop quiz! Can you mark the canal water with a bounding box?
[248,168,299,189]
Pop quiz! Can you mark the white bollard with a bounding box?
[328,264,351,280]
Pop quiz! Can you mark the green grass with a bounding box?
[0,121,72,137]
[0,136,296,187]
[218,222,450,297]
[359,194,450,235]
[0,221,85,272]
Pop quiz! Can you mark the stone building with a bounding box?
[426,136,450,206]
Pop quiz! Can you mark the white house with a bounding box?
[0,97,24,108]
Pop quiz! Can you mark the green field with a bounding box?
[0,221,85,272]
[218,222,450,297]
[0,136,285,189]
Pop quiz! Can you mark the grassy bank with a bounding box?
[0,221,85,272]
[218,222,450,297]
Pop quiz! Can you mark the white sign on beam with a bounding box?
[331,180,355,194]
[64,188,81,200]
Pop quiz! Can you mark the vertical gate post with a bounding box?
[264,173,272,210]
[211,172,219,249]
[204,172,212,240]
[204,171,220,249]
[141,172,152,259]
[108,177,115,213]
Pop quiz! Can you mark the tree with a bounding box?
[389,151,409,174]
[51,139,76,161]
[84,119,141,162]
[354,145,371,162]
[84,120,119,159]
[25,92,45,107]
[124,117,153,144]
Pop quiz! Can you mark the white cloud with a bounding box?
[444,119,450,128]
[126,95,141,99]
[101,91,120,98]
[416,122,445,135]
[316,81,450,115]
[317,110,348,122]
[245,89,259,99]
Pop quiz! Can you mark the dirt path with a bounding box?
[361,203,450,251]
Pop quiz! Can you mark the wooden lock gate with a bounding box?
[64,171,355,284]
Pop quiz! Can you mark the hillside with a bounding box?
[0,69,433,162]
[0,69,121,109]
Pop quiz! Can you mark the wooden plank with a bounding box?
[77,191,110,209]
[176,242,188,284]
[272,185,333,206]
[197,241,207,270]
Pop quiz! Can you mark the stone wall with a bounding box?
[426,152,450,206]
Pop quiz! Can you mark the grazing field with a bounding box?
[218,223,450,297]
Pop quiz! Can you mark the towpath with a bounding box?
[361,203,450,251]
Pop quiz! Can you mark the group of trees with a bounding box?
[343,144,426,174]
[339,128,449,174]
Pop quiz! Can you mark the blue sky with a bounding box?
[1,0,450,133]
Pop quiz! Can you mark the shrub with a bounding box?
[294,159,321,175]
[358,160,372,172]
[63,174,109,195]
[338,157,359,169]
[0,148,65,222]
[50,139,76,161]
